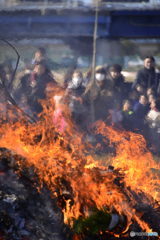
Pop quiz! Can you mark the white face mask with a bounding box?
[25,69,31,74]
[95,73,105,82]
[72,77,82,87]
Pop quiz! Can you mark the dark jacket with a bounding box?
[122,110,134,131]
[0,79,21,121]
[132,67,159,90]
[26,71,57,113]
[66,84,86,112]
[66,84,89,128]
[13,73,31,103]
[83,79,114,121]
[132,99,139,109]
[133,102,150,130]
[106,73,127,101]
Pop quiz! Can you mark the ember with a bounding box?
[0,90,160,239]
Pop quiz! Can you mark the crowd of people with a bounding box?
[1,48,160,153]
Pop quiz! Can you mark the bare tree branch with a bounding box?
[2,39,20,90]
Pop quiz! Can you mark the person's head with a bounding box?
[123,99,132,111]
[6,73,12,81]
[150,99,156,109]
[4,64,13,74]
[34,47,46,60]
[34,57,47,66]
[110,64,122,79]
[136,84,146,95]
[144,56,155,70]
[139,94,148,106]
[64,64,77,82]
[147,87,155,96]
[24,66,31,75]
[113,99,121,110]
[148,93,156,104]
[129,89,139,100]
[95,66,106,82]
[72,70,83,88]
[34,63,46,76]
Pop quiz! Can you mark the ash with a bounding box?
[0,148,65,240]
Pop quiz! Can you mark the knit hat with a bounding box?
[95,66,106,74]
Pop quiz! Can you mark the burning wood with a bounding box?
[0,92,160,239]
[0,144,160,239]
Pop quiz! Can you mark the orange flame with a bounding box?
[0,89,159,237]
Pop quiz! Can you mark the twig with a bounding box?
[11,101,37,123]
[0,41,36,123]
[0,78,36,123]
[2,39,20,90]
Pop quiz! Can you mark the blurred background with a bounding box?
[1,0,160,82]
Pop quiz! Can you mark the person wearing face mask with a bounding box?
[95,71,105,82]
[65,70,89,130]
[94,65,106,82]
[63,64,77,89]
[83,66,115,122]
[95,66,116,105]
[66,70,84,91]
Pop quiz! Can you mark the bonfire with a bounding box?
[0,86,160,240]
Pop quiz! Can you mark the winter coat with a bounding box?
[65,83,89,128]
[146,109,160,151]
[132,99,139,109]
[132,67,160,90]
[13,73,31,103]
[133,102,150,130]
[106,73,127,101]
[122,110,134,131]
[83,79,115,121]
[147,109,160,128]
[25,71,57,113]
[66,84,85,111]
[110,109,123,124]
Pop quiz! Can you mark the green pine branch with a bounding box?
[72,206,112,236]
